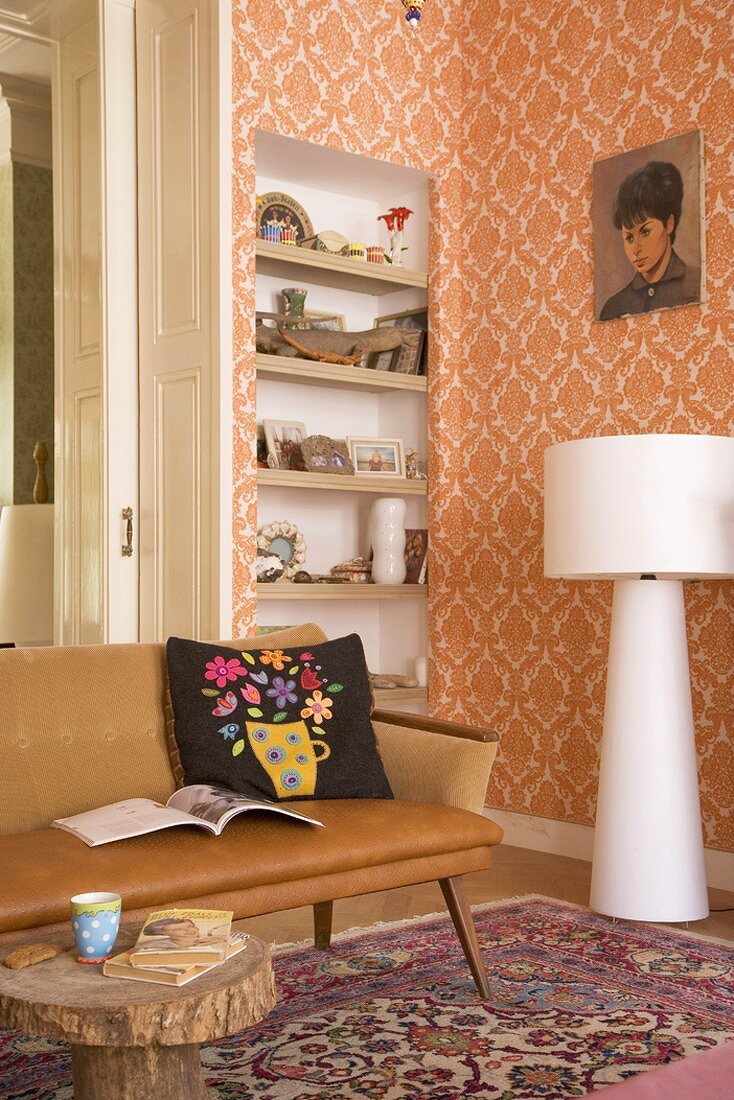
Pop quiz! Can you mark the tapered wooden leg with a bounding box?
[313,900,333,950]
[439,876,490,998]
[71,1042,207,1100]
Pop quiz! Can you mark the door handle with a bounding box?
[122,507,134,557]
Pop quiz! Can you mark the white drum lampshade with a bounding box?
[544,434,734,923]
[0,504,54,646]
[545,433,734,580]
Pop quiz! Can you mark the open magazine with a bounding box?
[52,783,323,847]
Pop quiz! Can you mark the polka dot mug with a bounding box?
[70,892,121,964]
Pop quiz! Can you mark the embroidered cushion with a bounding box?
[166,633,393,802]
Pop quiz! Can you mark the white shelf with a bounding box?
[372,686,428,708]
[258,468,427,495]
[255,133,429,686]
[257,582,427,600]
[257,353,427,394]
[255,240,427,295]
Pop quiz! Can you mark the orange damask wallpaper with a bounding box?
[231,0,734,850]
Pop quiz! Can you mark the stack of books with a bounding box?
[104,907,248,987]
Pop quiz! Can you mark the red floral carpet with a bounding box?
[1,896,733,1099]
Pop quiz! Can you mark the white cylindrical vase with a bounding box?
[371,498,406,585]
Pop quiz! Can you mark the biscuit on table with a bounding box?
[2,943,63,969]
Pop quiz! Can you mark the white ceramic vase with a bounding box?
[371,498,406,585]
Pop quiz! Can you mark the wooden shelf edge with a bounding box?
[372,686,428,707]
[257,469,428,495]
[256,239,428,291]
[256,353,427,394]
[257,582,428,600]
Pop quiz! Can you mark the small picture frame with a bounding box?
[392,329,424,375]
[347,437,405,478]
[301,434,354,475]
[366,348,399,373]
[262,419,307,471]
[305,311,346,331]
[374,308,428,375]
[404,529,428,584]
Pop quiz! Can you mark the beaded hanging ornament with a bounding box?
[401,0,425,28]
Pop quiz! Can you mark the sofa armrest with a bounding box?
[372,711,500,815]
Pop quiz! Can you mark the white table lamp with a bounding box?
[544,434,734,923]
[0,504,54,646]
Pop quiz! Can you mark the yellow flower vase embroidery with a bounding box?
[246,720,331,797]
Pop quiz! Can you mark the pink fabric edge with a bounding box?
[587,1040,734,1098]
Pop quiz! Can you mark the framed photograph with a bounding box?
[257,521,307,580]
[256,424,269,469]
[593,130,705,322]
[347,437,405,478]
[374,308,429,375]
[368,348,400,373]
[301,434,354,475]
[262,419,307,471]
[305,311,346,332]
[404,529,428,584]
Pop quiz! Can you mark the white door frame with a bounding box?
[0,0,233,643]
[214,0,233,639]
[98,0,139,642]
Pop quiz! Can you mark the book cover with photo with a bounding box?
[104,930,250,986]
[128,908,233,968]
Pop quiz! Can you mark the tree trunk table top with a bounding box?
[0,920,277,1048]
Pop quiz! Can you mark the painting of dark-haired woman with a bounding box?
[593,131,704,322]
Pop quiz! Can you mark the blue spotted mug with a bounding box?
[70,892,121,963]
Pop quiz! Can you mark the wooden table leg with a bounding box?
[71,1041,207,1100]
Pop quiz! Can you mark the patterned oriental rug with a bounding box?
[1,896,733,1099]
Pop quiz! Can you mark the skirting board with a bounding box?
[485,807,734,894]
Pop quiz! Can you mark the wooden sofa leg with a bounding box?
[439,876,490,998]
[313,901,333,950]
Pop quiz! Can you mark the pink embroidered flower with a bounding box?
[241,684,261,705]
[205,656,247,689]
[300,652,314,661]
[301,690,333,725]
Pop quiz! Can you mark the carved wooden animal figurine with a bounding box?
[256,322,405,366]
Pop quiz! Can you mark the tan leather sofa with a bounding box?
[0,624,503,994]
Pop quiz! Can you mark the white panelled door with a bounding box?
[56,1,139,645]
[57,14,103,645]
[136,0,217,643]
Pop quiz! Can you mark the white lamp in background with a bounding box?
[544,434,734,923]
[0,504,54,646]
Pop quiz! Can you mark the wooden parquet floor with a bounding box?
[236,842,734,947]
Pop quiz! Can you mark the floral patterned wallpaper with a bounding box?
[0,162,54,507]
[0,162,13,508]
[231,0,734,850]
[12,163,54,504]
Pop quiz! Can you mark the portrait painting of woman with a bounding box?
[593,131,704,322]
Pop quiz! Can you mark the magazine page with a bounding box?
[167,783,325,832]
[52,798,215,847]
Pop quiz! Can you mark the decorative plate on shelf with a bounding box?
[256,192,314,244]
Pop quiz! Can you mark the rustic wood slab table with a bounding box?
[0,921,277,1100]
